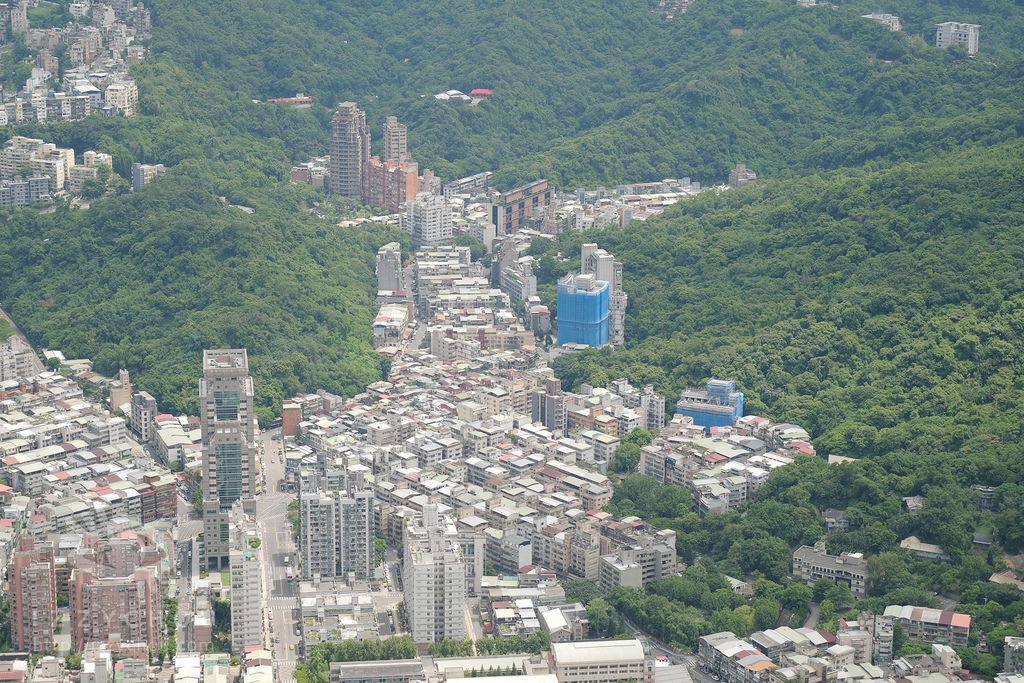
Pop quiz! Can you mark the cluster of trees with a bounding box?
[583,563,813,650]
[295,637,417,683]
[427,633,549,657]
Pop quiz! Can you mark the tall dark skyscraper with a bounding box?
[201,349,258,569]
[328,102,370,197]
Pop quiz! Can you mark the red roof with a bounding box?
[0,519,14,527]
[470,89,493,95]
[53,471,70,480]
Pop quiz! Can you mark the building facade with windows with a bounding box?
[201,349,258,570]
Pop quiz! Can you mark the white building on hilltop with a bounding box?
[935,22,980,54]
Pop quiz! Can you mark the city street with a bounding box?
[255,431,301,683]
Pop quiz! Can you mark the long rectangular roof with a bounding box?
[552,639,645,665]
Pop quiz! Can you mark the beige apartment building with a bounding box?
[551,640,654,683]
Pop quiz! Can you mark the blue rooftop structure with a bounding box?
[556,273,609,347]
[676,378,744,429]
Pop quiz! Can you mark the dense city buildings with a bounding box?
[551,640,653,683]
[880,606,971,647]
[130,390,157,442]
[201,349,258,570]
[935,22,980,54]
[0,175,51,207]
[532,378,568,435]
[363,155,420,212]
[444,171,492,199]
[0,334,36,381]
[376,242,407,293]
[10,539,57,653]
[329,102,370,197]
[69,565,161,651]
[598,527,678,592]
[557,273,609,347]
[229,545,263,653]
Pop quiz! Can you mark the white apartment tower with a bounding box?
[229,547,263,653]
[0,334,35,381]
[298,470,374,581]
[403,192,453,246]
[376,241,407,293]
[581,243,627,346]
[329,102,370,197]
[300,491,337,579]
[200,349,258,570]
[403,504,467,644]
[935,22,980,54]
[382,116,408,162]
[129,391,157,443]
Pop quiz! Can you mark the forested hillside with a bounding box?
[551,138,1024,464]
[2,0,1024,415]
[9,0,1018,190]
[0,168,402,420]
[129,0,1024,186]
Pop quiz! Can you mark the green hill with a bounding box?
[0,169,401,420]
[125,0,1024,187]
[551,138,1024,463]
